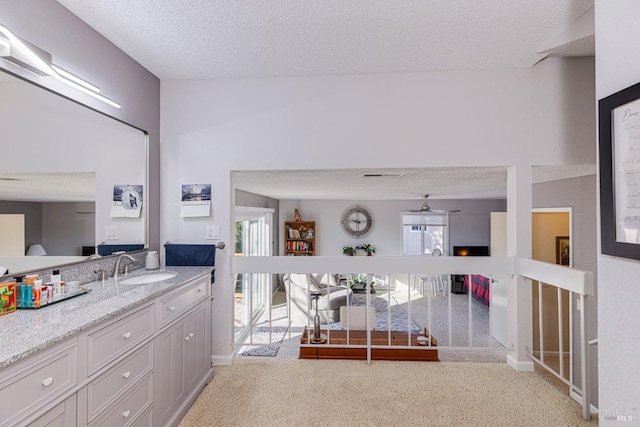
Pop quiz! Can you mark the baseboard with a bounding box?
[212,354,233,365]
[569,390,599,415]
[507,353,535,372]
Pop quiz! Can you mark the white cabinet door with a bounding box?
[154,319,187,425]
[184,302,211,391]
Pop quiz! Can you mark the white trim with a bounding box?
[507,353,535,371]
[212,354,233,365]
[235,206,275,214]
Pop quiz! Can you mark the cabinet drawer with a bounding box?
[87,306,153,376]
[89,373,153,427]
[157,276,209,327]
[27,394,76,427]
[86,343,153,422]
[130,406,153,427]
[0,341,77,426]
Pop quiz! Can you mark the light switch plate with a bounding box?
[206,225,220,240]
[105,226,119,240]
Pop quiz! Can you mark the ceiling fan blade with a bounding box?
[403,194,461,213]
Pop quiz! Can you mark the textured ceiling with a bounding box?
[3,2,596,204]
[57,0,594,80]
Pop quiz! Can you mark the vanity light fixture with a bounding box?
[0,23,121,109]
[51,64,101,93]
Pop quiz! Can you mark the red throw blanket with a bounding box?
[463,275,490,306]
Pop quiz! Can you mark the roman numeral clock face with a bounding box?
[341,205,374,238]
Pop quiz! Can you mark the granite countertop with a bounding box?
[0,266,213,369]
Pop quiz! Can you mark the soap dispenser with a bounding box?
[145,251,160,270]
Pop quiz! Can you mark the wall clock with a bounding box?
[340,205,374,238]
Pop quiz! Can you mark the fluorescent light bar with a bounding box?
[51,64,101,93]
[0,22,121,109]
[53,73,121,109]
[0,24,54,76]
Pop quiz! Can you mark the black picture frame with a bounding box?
[556,236,570,266]
[599,81,640,260]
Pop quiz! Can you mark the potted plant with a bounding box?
[356,243,376,256]
[342,246,355,256]
[347,273,375,293]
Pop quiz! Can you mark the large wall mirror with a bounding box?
[0,69,148,277]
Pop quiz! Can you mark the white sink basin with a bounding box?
[118,272,177,285]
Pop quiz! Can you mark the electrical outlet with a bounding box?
[105,226,119,240]
[206,225,220,240]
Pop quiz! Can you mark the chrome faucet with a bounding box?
[113,254,135,280]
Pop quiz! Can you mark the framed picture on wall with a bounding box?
[599,80,640,260]
[556,236,570,266]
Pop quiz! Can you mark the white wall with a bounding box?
[595,2,640,421]
[162,67,581,362]
[278,198,505,256]
[532,57,596,165]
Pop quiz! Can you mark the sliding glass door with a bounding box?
[402,213,449,255]
[234,207,273,340]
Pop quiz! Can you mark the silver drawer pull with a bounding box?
[122,410,130,418]
[122,371,131,379]
[184,335,190,341]
[41,377,54,387]
[123,332,132,339]
[189,332,194,338]
[168,305,176,311]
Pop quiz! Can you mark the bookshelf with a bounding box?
[284,221,315,256]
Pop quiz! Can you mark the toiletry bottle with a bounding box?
[41,282,48,305]
[46,281,53,303]
[15,276,24,308]
[25,280,33,308]
[51,270,61,300]
[36,279,46,307]
[26,275,37,307]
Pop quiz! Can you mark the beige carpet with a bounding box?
[178,359,597,427]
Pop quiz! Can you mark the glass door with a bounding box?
[234,207,273,340]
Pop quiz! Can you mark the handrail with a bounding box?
[519,258,593,295]
[232,255,516,275]
[519,257,593,421]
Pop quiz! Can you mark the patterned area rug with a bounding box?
[330,296,421,332]
[240,326,288,357]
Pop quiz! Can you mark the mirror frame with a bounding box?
[0,67,149,276]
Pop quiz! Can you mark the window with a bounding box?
[402,213,449,256]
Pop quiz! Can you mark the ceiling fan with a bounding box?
[403,194,461,213]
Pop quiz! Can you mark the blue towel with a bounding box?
[164,244,216,266]
[164,244,216,282]
[97,244,145,256]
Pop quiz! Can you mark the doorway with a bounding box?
[233,207,274,342]
[531,208,571,389]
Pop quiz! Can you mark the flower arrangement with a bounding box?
[356,243,376,256]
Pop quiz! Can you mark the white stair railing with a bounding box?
[519,258,594,420]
